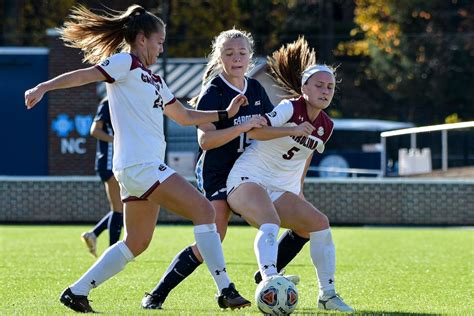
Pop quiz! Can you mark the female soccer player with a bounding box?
[81,98,123,257]
[142,29,315,310]
[226,37,355,312]
[24,5,249,313]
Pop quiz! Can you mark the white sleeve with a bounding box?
[159,79,175,106]
[264,100,294,127]
[95,53,131,83]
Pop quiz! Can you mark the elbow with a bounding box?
[198,138,212,150]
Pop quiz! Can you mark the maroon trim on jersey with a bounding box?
[130,54,165,87]
[263,114,272,126]
[122,196,145,203]
[152,74,162,84]
[95,65,115,83]
[289,96,334,144]
[140,180,161,199]
[164,97,176,107]
[130,54,152,74]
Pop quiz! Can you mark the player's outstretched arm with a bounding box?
[164,94,248,126]
[248,121,315,140]
[198,116,266,150]
[24,67,106,109]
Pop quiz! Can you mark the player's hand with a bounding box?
[239,116,267,132]
[24,85,45,110]
[226,94,248,118]
[292,122,315,136]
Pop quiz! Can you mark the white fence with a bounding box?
[380,121,474,176]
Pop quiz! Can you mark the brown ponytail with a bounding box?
[267,36,316,98]
[60,4,164,64]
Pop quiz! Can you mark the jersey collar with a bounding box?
[218,73,248,95]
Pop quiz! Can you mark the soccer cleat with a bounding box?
[254,269,300,285]
[216,283,251,310]
[59,287,95,313]
[318,293,355,312]
[81,232,97,258]
[141,292,165,310]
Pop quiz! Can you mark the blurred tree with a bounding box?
[0,0,76,46]
[339,0,474,123]
[165,0,242,57]
[237,0,287,54]
[0,0,162,46]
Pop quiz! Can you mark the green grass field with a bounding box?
[1,225,473,315]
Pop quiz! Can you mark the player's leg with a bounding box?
[142,199,232,309]
[148,173,250,309]
[81,211,109,258]
[80,171,116,257]
[253,228,309,284]
[104,175,123,245]
[227,182,281,280]
[61,200,159,313]
[274,192,354,312]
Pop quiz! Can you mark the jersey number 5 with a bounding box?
[282,146,300,160]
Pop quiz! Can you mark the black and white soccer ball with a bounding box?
[255,275,298,315]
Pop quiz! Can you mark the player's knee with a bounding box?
[302,212,329,232]
[192,199,216,224]
[315,212,330,229]
[124,236,152,256]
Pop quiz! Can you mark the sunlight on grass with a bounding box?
[0,225,472,315]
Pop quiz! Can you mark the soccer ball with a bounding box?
[255,275,298,315]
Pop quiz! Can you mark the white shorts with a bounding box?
[227,174,285,202]
[114,161,176,202]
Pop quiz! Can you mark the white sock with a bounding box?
[194,224,230,292]
[255,223,279,279]
[310,229,336,297]
[69,241,134,296]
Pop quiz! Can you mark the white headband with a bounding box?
[301,64,334,86]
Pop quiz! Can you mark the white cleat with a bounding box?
[318,293,355,312]
[81,232,97,258]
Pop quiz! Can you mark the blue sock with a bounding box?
[107,211,123,245]
[92,211,112,237]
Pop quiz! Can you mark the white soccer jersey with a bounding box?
[95,53,176,172]
[229,96,334,194]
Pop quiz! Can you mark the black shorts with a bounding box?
[198,168,229,201]
[96,169,114,182]
[206,187,227,201]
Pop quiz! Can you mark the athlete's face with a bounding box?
[301,71,335,110]
[219,38,250,79]
[139,30,165,67]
